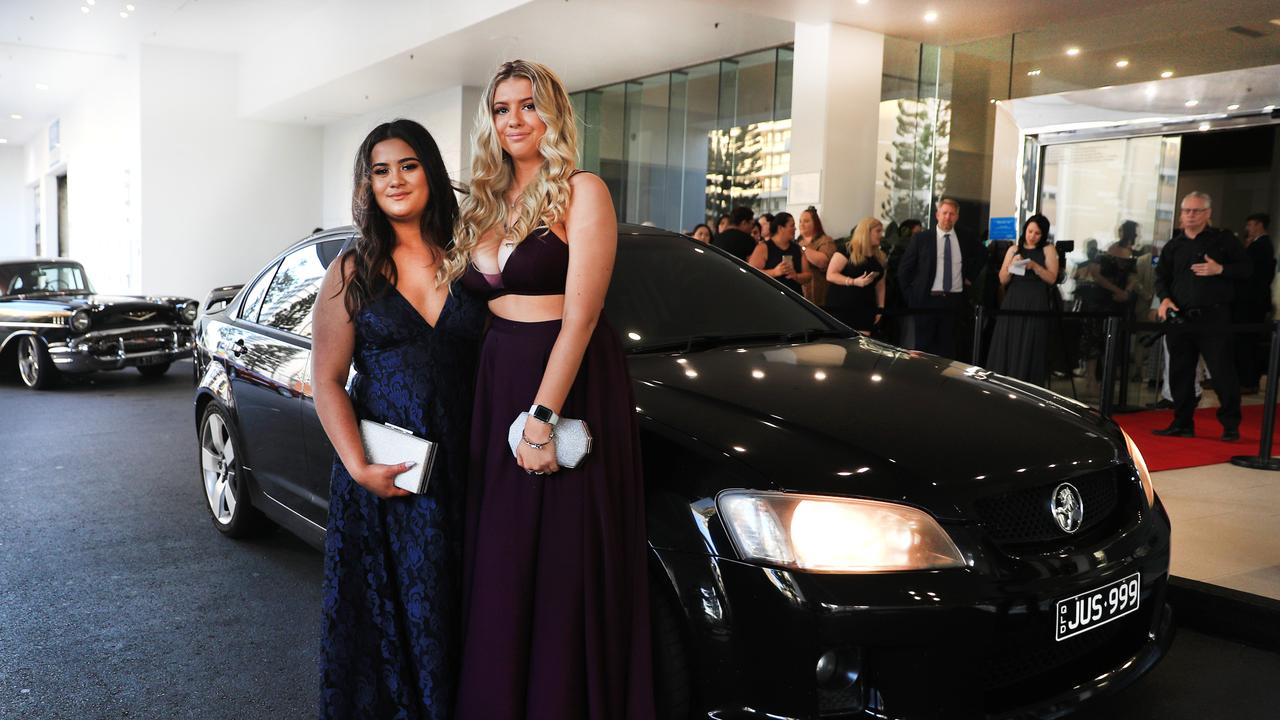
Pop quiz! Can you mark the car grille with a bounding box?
[984,612,1130,692]
[80,327,190,358]
[98,307,179,329]
[973,469,1128,548]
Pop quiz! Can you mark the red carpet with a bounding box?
[1112,403,1279,472]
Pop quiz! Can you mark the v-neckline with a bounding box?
[389,282,450,330]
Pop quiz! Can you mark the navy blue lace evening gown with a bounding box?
[319,279,486,720]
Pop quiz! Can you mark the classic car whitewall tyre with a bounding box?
[17,336,57,390]
[199,404,265,537]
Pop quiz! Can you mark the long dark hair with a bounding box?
[1117,220,1139,247]
[1014,214,1051,258]
[340,119,458,317]
[801,206,826,238]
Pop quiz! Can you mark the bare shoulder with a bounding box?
[1044,244,1059,258]
[568,170,610,199]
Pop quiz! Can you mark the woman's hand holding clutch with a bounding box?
[517,417,561,475]
[352,462,415,499]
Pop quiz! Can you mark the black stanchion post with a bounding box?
[1112,314,1141,413]
[972,305,985,367]
[1099,316,1117,419]
[1231,319,1280,471]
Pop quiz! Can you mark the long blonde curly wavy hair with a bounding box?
[849,216,887,267]
[444,60,579,284]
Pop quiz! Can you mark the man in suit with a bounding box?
[897,198,982,358]
[711,205,757,262]
[1233,212,1275,392]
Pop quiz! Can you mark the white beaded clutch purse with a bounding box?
[359,420,437,494]
[507,413,593,469]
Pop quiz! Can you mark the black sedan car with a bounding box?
[192,226,1172,719]
[0,259,197,389]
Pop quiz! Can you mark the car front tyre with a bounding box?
[137,362,171,379]
[17,336,58,390]
[199,403,266,537]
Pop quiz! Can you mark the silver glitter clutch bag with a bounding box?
[507,413,593,469]
[359,420,437,494]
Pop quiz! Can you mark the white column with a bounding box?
[788,22,884,239]
[988,101,1022,220]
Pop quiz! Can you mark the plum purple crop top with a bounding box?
[461,227,569,301]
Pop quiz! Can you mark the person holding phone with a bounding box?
[986,214,1058,385]
[825,216,886,334]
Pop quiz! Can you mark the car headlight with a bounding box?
[1121,429,1157,508]
[717,491,967,573]
[70,309,92,333]
[181,300,199,323]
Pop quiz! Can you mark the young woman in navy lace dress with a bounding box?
[449,60,656,720]
[311,119,484,720]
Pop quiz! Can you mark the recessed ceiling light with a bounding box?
[119,10,128,18]
[1198,122,1211,131]
[10,114,22,120]
[86,0,95,5]
[923,11,938,22]
[856,0,869,4]
[0,139,7,144]
[1115,59,1129,68]
[1065,47,1081,56]
[1160,70,1174,78]
[1100,85,1113,90]
[126,3,135,10]
[35,83,49,91]
[81,5,90,13]
[1228,104,1240,111]
[1184,99,1199,107]
[1026,68,1041,76]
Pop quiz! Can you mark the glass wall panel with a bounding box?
[623,74,673,228]
[680,63,721,231]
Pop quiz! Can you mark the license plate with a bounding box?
[1055,572,1140,641]
[133,354,166,366]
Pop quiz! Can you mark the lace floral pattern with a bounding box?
[320,282,485,720]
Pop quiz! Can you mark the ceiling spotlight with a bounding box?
[1065,47,1081,56]
[1228,104,1240,111]
[1115,59,1129,68]
[856,0,869,4]
[923,11,938,22]
[0,139,7,144]
[1198,122,1211,131]
[1160,70,1174,78]
[86,0,95,5]
[81,5,90,13]
[119,10,128,18]
[1184,99,1199,107]
[1026,68,1041,76]
[126,3,135,9]
[9,114,21,120]
[35,83,49,91]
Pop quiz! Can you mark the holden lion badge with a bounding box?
[1052,483,1084,534]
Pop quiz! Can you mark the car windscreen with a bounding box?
[0,263,93,297]
[604,233,846,353]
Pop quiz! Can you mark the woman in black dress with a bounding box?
[312,119,485,719]
[825,216,886,334]
[986,214,1059,384]
[748,211,810,294]
[450,60,655,720]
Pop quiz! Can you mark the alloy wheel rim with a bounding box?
[200,412,238,525]
[18,338,39,387]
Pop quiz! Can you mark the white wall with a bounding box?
[789,22,884,239]
[0,147,26,258]
[139,45,323,300]
[320,85,480,229]
[14,57,140,292]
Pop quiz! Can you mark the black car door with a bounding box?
[228,242,330,525]
[298,239,349,523]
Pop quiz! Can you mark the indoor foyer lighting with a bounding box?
[1065,47,1081,56]
[1184,99,1199,107]
[1228,104,1240,111]
[1160,70,1174,78]
[10,114,21,120]
[923,11,938,22]
[1198,122,1211,131]
[856,0,870,5]
[0,139,8,144]
[1115,59,1129,67]
[1026,68,1041,76]
[86,0,95,5]
[127,3,135,10]
[35,83,49,91]
[81,5,90,13]
[119,10,128,18]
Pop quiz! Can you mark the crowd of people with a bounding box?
[692,197,1276,441]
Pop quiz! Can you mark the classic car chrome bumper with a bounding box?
[47,323,194,372]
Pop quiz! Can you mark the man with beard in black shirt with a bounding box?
[712,206,757,262]
[1154,191,1252,441]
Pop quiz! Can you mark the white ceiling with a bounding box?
[3,0,1280,146]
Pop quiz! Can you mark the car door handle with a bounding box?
[231,339,246,357]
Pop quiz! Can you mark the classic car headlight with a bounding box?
[181,300,199,323]
[717,491,967,573]
[70,309,92,333]
[1121,429,1157,508]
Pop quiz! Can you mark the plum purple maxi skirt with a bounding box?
[455,315,656,720]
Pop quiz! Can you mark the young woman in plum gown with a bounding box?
[448,59,656,720]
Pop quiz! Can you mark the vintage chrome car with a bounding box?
[0,259,197,389]
[192,227,1172,719]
